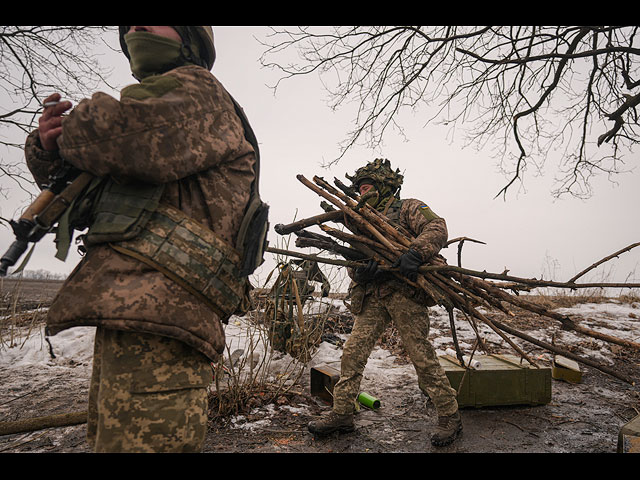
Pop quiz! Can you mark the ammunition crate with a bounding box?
[439,354,552,408]
[617,414,640,453]
[310,364,341,405]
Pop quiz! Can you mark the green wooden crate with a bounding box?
[617,414,640,453]
[439,354,552,408]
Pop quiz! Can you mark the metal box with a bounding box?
[439,354,552,408]
[310,364,341,405]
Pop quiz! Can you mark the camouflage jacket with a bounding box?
[24,65,256,361]
[348,198,448,308]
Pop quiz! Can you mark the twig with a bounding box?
[567,242,640,284]
[274,210,343,235]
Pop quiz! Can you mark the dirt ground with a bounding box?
[1,279,639,454]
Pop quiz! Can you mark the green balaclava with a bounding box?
[124,29,201,80]
[357,178,381,207]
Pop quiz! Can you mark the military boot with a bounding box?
[431,411,462,447]
[308,411,355,436]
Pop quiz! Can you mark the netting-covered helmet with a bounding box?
[346,158,404,197]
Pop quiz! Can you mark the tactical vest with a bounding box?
[381,197,404,224]
[58,95,268,321]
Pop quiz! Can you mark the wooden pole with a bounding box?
[0,411,87,436]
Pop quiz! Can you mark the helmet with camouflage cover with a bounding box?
[119,26,216,70]
[346,158,404,200]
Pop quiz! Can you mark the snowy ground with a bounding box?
[1,296,639,452]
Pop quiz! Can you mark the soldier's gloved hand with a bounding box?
[353,259,380,283]
[392,249,423,281]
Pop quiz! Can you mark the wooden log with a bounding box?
[274,210,343,235]
[0,411,87,436]
[297,175,403,255]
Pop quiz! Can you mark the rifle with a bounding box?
[0,163,93,276]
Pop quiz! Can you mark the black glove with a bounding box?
[353,259,380,283]
[392,249,423,281]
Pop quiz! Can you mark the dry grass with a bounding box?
[522,291,640,309]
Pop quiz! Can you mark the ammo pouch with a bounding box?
[80,177,251,321]
[110,202,250,321]
[83,179,165,245]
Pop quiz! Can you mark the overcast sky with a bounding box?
[1,26,639,293]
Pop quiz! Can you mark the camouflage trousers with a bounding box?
[333,290,458,416]
[87,327,212,453]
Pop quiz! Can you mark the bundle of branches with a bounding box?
[270,174,640,384]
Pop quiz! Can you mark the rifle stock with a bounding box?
[0,168,93,276]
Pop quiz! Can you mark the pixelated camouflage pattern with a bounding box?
[25,65,256,361]
[87,327,211,452]
[332,290,458,417]
[347,197,448,305]
[336,192,457,417]
[393,197,447,262]
[24,133,64,185]
[113,203,246,319]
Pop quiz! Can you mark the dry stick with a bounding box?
[316,176,412,249]
[273,210,343,235]
[490,318,635,385]
[332,176,415,241]
[272,200,639,291]
[447,307,466,367]
[460,309,489,353]
[432,271,492,310]
[567,242,640,284]
[427,272,538,366]
[338,186,639,367]
[267,244,640,371]
[468,275,640,351]
[314,204,450,307]
[453,237,487,267]
[421,264,640,290]
[294,230,367,261]
[312,177,452,306]
[316,175,408,247]
[297,175,402,255]
[321,222,449,305]
[320,224,390,254]
[265,247,354,268]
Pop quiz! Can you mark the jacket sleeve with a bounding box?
[400,198,448,262]
[56,66,252,185]
[24,130,65,188]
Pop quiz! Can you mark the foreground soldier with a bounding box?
[307,159,462,447]
[25,26,261,452]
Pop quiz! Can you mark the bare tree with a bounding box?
[0,26,116,196]
[260,26,640,199]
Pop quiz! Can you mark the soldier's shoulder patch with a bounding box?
[418,203,440,222]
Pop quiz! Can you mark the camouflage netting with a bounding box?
[345,158,404,197]
[264,261,329,362]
